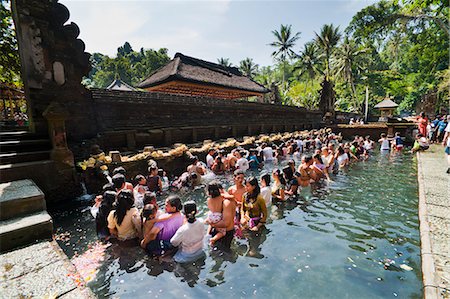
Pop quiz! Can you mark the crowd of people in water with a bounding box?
[90,127,428,264]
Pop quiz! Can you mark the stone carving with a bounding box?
[12,0,95,139]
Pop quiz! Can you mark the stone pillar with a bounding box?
[43,102,74,167]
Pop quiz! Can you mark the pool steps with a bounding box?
[0,179,53,252]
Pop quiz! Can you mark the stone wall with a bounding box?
[89,89,324,151]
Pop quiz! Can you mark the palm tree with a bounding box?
[239,57,259,78]
[314,24,341,80]
[294,42,323,89]
[217,57,232,67]
[270,24,301,86]
[334,37,368,112]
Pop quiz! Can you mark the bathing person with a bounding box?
[171,201,205,263]
[133,174,147,208]
[335,146,349,168]
[321,146,334,175]
[187,156,205,186]
[298,155,314,187]
[227,169,246,209]
[260,173,272,206]
[141,203,158,244]
[378,133,390,152]
[261,143,275,162]
[241,177,268,231]
[112,173,130,194]
[248,149,261,170]
[208,188,236,252]
[147,166,163,193]
[211,155,226,175]
[271,169,286,201]
[392,132,404,151]
[206,182,227,245]
[364,135,374,151]
[112,167,133,191]
[312,154,328,181]
[96,190,117,239]
[206,148,216,169]
[235,150,249,172]
[141,195,184,255]
[107,190,142,241]
[283,166,299,197]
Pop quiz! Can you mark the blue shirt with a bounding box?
[248,155,260,170]
[438,121,448,132]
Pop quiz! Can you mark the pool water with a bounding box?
[52,151,422,299]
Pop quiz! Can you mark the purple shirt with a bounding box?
[155,213,184,241]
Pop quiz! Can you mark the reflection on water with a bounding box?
[52,151,422,298]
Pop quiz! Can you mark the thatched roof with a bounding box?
[106,79,136,91]
[374,98,398,109]
[137,53,268,98]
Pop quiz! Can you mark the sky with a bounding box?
[60,0,378,67]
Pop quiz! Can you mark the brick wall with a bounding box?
[89,89,324,150]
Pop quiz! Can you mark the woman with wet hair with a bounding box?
[107,189,142,241]
[170,201,205,263]
[241,177,267,231]
[271,169,286,201]
[96,190,116,239]
[260,173,272,206]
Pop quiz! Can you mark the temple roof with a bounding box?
[106,79,136,91]
[374,98,399,109]
[137,53,269,99]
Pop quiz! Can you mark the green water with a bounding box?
[53,152,422,298]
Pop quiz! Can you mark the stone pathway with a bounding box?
[0,241,95,298]
[417,144,450,299]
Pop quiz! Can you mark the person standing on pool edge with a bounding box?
[442,115,450,174]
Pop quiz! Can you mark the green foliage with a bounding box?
[85,44,170,88]
[0,0,21,86]
[287,80,320,109]
[314,24,342,80]
[239,58,259,78]
[217,57,232,67]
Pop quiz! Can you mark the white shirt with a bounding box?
[321,154,332,167]
[296,140,303,152]
[380,139,390,150]
[236,157,249,172]
[260,186,272,207]
[262,147,274,161]
[170,218,205,254]
[445,123,450,147]
[206,154,215,168]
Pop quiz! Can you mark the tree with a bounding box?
[270,24,301,86]
[294,42,323,90]
[314,24,341,115]
[334,37,368,112]
[85,42,170,88]
[314,24,341,80]
[239,58,259,78]
[217,57,232,67]
[0,0,21,85]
